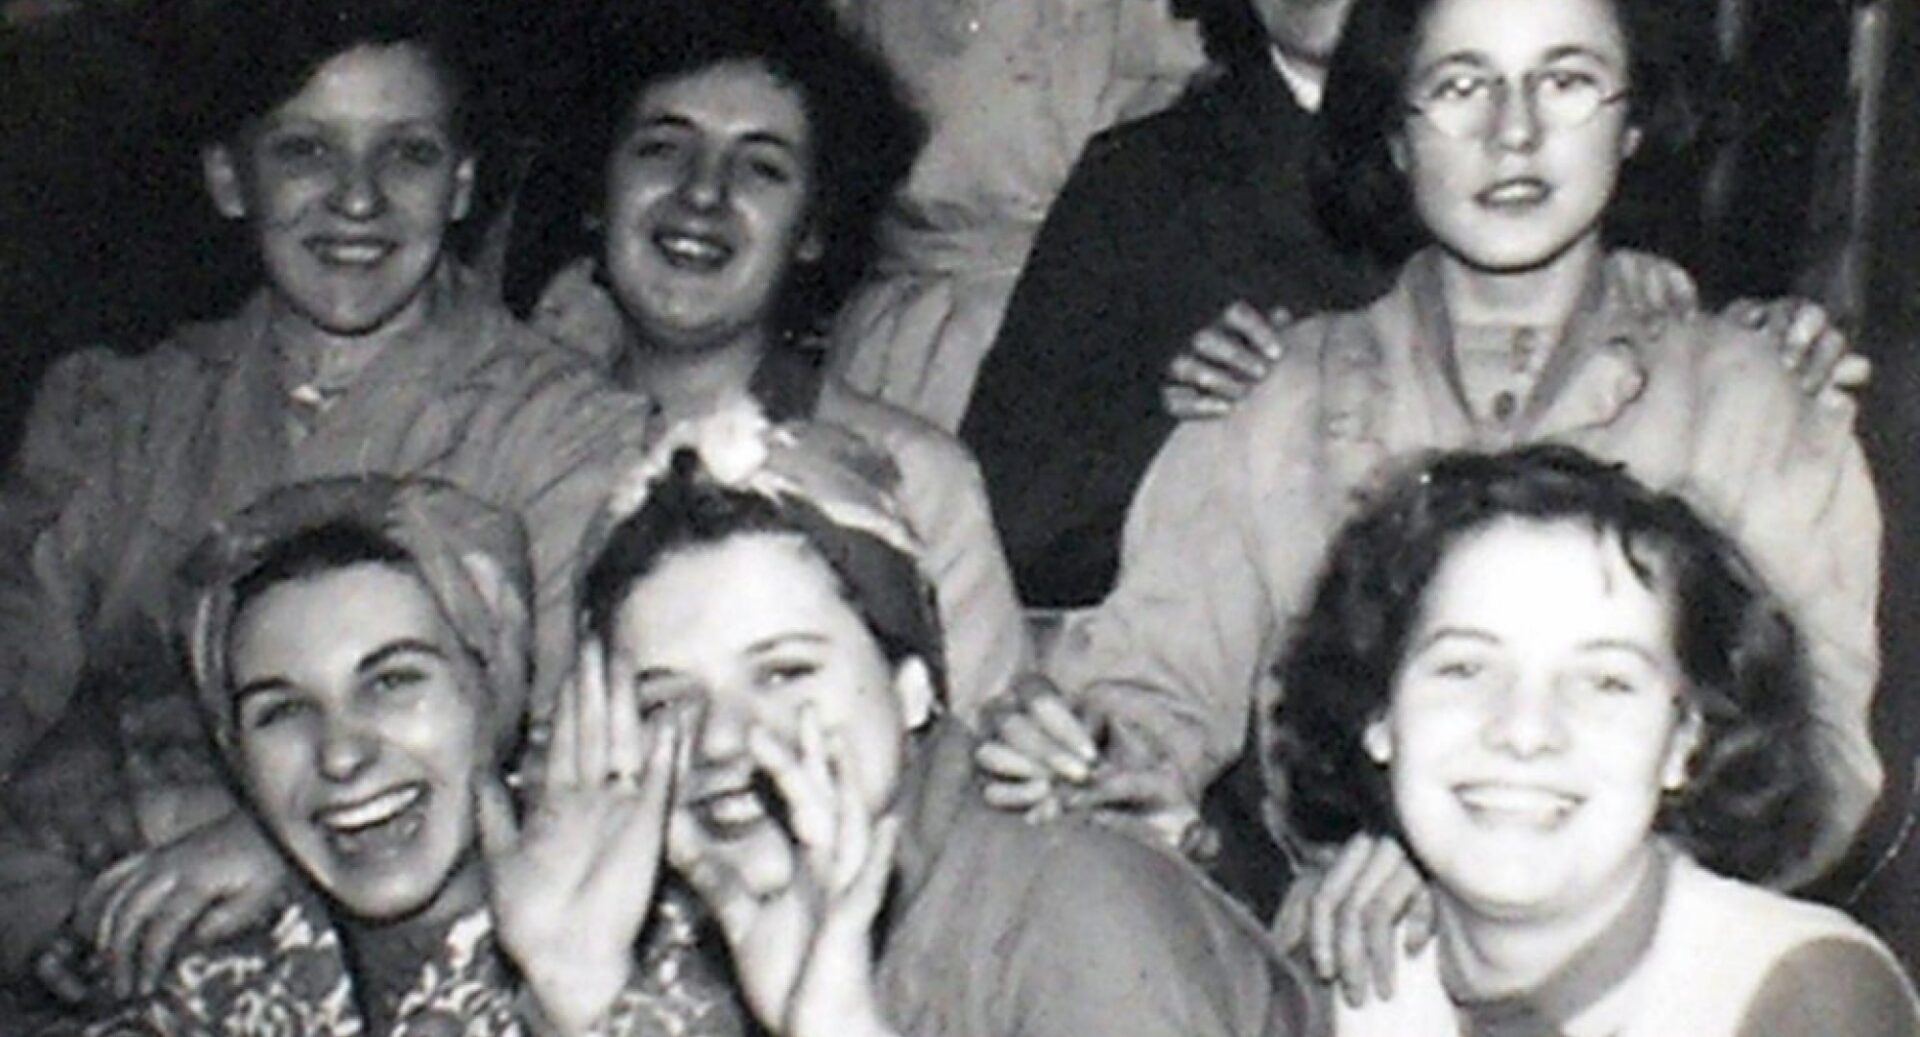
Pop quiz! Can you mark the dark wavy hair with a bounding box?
[169,0,479,149]
[1272,446,1823,885]
[514,0,925,337]
[581,450,947,698]
[1311,0,1716,262]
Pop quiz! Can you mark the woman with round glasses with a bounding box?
[985,0,1881,919]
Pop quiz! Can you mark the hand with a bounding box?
[1603,250,1699,317]
[670,707,898,1037]
[974,673,1099,821]
[481,639,682,1037]
[1058,723,1202,852]
[1162,302,1295,420]
[71,808,290,1002]
[1272,833,1433,1008]
[1724,296,1870,401]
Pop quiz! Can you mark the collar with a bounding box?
[1269,44,1324,112]
[1441,847,1671,1036]
[1398,249,1653,439]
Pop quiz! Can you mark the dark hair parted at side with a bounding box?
[553,0,926,336]
[1271,447,1823,885]
[1310,0,1712,262]
[170,0,478,148]
[581,450,947,695]
[229,520,417,627]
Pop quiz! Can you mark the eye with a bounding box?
[1433,658,1485,680]
[1537,67,1603,95]
[240,694,313,731]
[754,657,821,689]
[388,136,449,168]
[627,133,682,162]
[743,155,796,185]
[1425,73,1493,104]
[266,133,328,164]
[367,665,428,696]
[1579,670,1641,696]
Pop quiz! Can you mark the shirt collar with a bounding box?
[1269,44,1325,112]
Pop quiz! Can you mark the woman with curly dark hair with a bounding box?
[1273,446,1916,1035]
[516,0,1029,722]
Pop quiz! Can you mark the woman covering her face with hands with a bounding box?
[510,405,1316,1037]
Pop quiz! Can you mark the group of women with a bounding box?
[0,0,1914,1033]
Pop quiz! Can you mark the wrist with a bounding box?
[521,955,632,1037]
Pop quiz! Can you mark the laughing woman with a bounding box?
[520,0,1027,722]
[0,0,649,1008]
[1274,448,1918,1036]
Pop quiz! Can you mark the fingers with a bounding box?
[605,641,645,785]
[1029,695,1099,766]
[100,870,184,999]
[1219,301,1289,364]
[1403,883,1437,954]
[577,639,611,785]
[1830,354,1873,392]
[994,710,1092,784]
[1309,834,1375,986]
[548,664,582,790]
[1162,384,1231,421]
[748,712,837,861]
[135,890,207,997]
[1352,845,1423,1002]
[1166,351,1252,407]
[35,936,94,1006]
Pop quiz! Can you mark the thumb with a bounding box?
[473,776,520,859]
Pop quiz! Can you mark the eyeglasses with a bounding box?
[1406,67,1629,140]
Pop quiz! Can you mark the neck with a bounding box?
[1433,845,1656,1000]
[269,266,450,363]
[618,324,771,423]
[1436,234,1602,331]
[337,858,486,1028]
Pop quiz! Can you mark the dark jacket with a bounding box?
[960,66,1384,607]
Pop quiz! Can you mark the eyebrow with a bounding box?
[1575,638,1665,666]
[631,112,802,151]
[1415,43,1618,77]
[1409,627,1500,653]
[746,632,830,654]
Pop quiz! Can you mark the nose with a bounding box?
[1490,79,1543,154]
[693,699,751,766]
[1483,676,1568,759]
[326,154,389,220]
[676,149,728,212]
[317,712,379,782]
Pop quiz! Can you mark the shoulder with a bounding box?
[1735,937,1920,1037]
[1065,79,1242,198]
[815,379,979,476]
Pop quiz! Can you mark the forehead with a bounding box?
[628,59,811,140]
[1416,518,1674,645]
[1413,0,1627,66]
[610,533,865,658]
[266,42,458,127]
[229,562,450,673]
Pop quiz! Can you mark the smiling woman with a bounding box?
[1273,447,1917,1036]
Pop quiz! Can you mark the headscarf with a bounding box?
[178,475,534,758]
[588,401,947,687]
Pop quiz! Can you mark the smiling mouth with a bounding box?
[652,228,735,272]
[687,770,784,839]
[315,783,427,857]
[306,236,397,268]
[1476,178,1552,209]
[1454,782,1581,827]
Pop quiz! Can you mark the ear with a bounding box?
[1659,702,1702,792]
[1621,124,1643,161]
[1363,715,1393,765]
[1388,131,1411,175]
[891,656,935,733]
[450,154,477,223]
[203,144,249,220]
[795,221,825,265]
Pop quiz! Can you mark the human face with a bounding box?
[1390,0,1637,274]
[1366,519,1698,925]
[602,60,820,355]
[203,43,474,340]
[226,563,487,924]
[607,533,928,896]
[1249,0,1357,63]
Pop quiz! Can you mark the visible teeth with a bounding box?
[311,240,391,265]
[656,232,730,266]
[705,789,765,826]
[321,786,422,832]
[1482,181,1548,205]
[1458,785,1575,822]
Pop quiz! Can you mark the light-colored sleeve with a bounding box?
[1685,325,1884,884]
[1734,937,1920,1037]
[1045,375,1317,798]
[888,434,1031,725]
